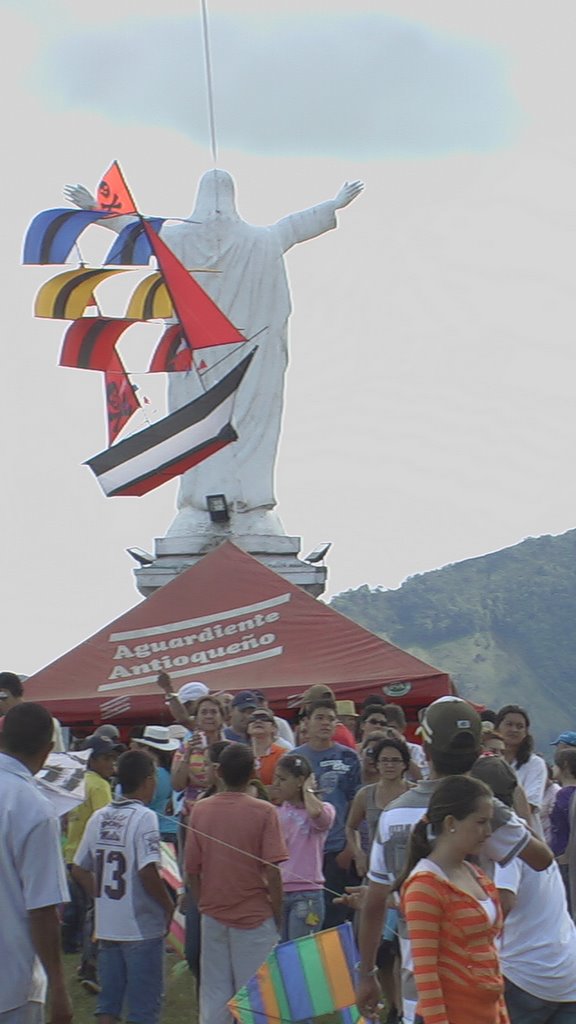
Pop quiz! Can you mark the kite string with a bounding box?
[158,808,347,900]
[200,0,218,164]
[164,810,363,1022]
[196,328,267,380]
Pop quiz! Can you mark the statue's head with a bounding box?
[192,169,238,220]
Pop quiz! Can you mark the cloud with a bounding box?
[35,11,517,158]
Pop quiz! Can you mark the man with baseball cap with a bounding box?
[289,685,357,749]
[356,696,553,1023]
[224,691,259,743]
[552,732,576,751]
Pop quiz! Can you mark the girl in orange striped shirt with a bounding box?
[396,775,509,1024]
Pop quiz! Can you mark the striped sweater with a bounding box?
[401,863,509,1024]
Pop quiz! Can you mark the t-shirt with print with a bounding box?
[64,770,112,862]
[292,743,361,853]
[74,798,165,941]
[368,778,532,1024]
[186,791,287,928]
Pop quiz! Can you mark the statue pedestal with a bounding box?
[133,532,327,598]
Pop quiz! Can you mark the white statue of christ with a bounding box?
[65,170,363,537]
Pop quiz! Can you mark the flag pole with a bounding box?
[200,0,218,164]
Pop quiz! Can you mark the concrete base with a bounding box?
[134,532,327,598]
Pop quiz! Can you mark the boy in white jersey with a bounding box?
[73,750,174,1024]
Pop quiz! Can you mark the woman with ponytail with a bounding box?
[396,775,509,1024]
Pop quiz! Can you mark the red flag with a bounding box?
[105,354,140,444]
[96,162,138,217]
[142,221,245,350]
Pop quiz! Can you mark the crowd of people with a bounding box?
[2,668,576,1024]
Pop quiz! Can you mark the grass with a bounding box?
[63,952,198,1024]
[64,948,387,1023]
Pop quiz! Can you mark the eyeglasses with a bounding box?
[378,758,404,766]
[366,718,388,727]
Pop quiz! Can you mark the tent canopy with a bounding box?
[25,542,453,724]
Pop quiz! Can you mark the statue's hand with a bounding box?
[64,184,96,210]
[334,180,364,209]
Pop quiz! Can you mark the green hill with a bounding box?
[330,530,576,748]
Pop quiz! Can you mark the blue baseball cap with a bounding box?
[551,732,576,747]
[231,690,259,710]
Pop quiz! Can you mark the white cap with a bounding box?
[177,682,210,704]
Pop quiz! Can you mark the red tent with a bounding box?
[25,542,453,725]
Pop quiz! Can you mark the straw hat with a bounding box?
[136,725,180,752]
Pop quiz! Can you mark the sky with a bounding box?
[1,0,575,675]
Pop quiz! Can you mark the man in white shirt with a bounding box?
[474,751,576,1023]
[0,703,71,1024]
[496,858,576,1022]
[73,749,173,1024]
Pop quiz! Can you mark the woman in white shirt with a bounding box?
[495,704,547,837]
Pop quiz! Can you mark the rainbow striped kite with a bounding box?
[228,923,366,1023]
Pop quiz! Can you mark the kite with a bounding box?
[149,325,193,373]
[141,220,245,348]
[228,923,366,1024]
[59,318,137,372]
[103,217,166,266]
[95,160,138,216]
[22,209,108,265]
[24,161,257,498]
[85,348,255,497]
[125,272,174,320]
[34,267,129,320]
[159,841,186,959]
[104,359,140,444]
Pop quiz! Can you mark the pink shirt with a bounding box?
[276,801,335,892]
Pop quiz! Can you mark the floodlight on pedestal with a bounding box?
[126,547,155,566]
[206,494,230,523]
[304,542,332,564]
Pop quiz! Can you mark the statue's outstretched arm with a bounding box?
[333,180,364,209]
[63,184,137,235]
[275,179,364,251]
[63,184,97,210]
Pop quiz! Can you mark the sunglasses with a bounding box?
[249,713,273,723]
